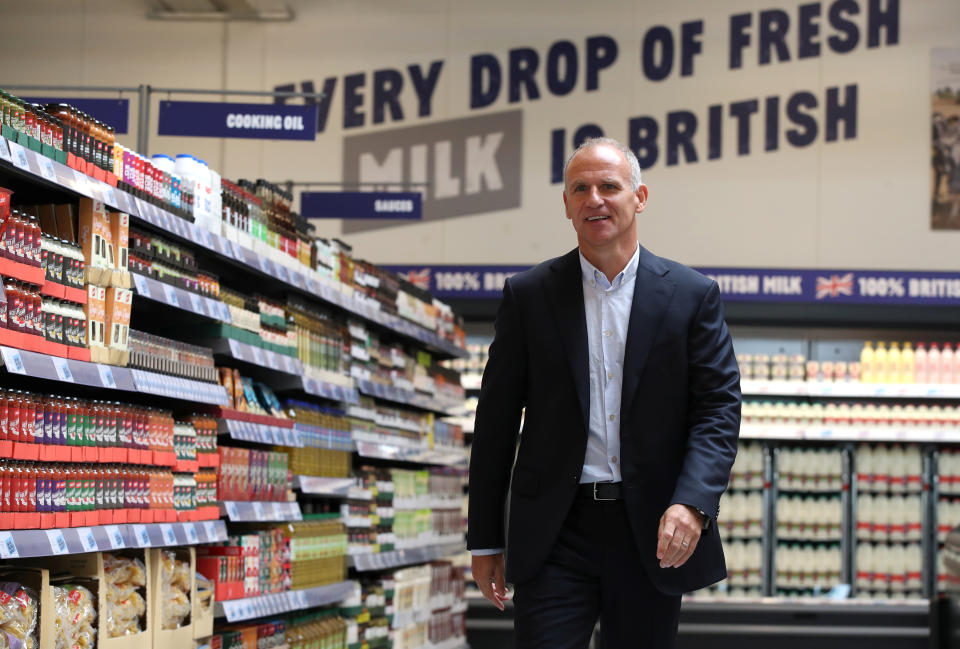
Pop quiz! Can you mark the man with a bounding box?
[467,137,741,648]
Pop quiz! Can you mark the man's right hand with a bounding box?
[472,553,509,611]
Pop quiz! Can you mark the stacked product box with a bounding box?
[210,612,347,649]
[206,527,291,598]
[284,400,351,478]
[285,519,348,590]
[128,330,219,383]
[77,198,132,365]
[340,581,389,649]
[216,447,289,502]
[128,227,220,298]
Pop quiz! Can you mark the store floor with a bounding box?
[466,597,934,649]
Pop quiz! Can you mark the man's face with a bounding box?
[563,144,647,253]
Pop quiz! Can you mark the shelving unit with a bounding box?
[0,127,471,649]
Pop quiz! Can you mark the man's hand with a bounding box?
[472,553,510,610]
[656,504,704,569]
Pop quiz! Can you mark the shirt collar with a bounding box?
[578,246,640,291]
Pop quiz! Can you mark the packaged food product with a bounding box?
[53,583,96,649]
[158,551,191,630]
[102,554,147,638]
[0,581,38,649]
[194,574,213,614]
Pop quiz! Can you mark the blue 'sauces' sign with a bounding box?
[302,191,422,220]
[157,100,318,141]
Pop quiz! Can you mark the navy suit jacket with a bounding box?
[466,246,741,594]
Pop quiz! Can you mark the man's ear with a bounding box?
[635,185,649,213]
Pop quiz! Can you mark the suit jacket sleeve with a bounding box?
[669,281,741,521]
[466,277,527,550]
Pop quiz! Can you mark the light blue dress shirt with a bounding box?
[577,245,638,484]
[472,246,640,556]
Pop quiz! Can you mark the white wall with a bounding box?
[0,0,957,270]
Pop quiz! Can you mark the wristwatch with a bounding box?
[695,507,711,530]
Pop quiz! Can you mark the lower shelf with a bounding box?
[349,538,466,571]
[215,579,356,621]
[0,519,227,558]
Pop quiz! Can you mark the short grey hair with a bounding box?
[563,137,643,191]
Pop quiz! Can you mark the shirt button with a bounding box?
[607,372,614,380]
[604,330,612,337]
[609,414,615,421]
[611,456,618,464]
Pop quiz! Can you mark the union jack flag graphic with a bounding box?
[405,268,432,291]
[815,273,854,299]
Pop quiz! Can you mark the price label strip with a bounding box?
[225,501,240,520]
[104,525,126,549]
[182,523,199,544]
[132,525,151,547]
[202,520,219,542]
[0,532,18,559]
[76,527,98,552]
[0,137,11,161]
[188,293,205,315]
[159,524,177,546]
[52,357,74,382]
[1,347,26,374]
[162,284,180,308]
[131,273,150,297]
[8,141,30,170]
[39,157,57,182]
[46,529,70,555]
[98,364,117,389]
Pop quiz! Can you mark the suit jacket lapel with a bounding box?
[544,249,590,434]
[621,247,675,421]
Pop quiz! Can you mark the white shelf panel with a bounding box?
[0,346,229,405]
[131,272,231,322]
[740,423,960,442]
[294,476,372,499]
[348,538,466,571]
[355,440,468,467]
[220,501,303,522]
[742,379,960,399]
[215,580,356,621]
[0,520,226,559]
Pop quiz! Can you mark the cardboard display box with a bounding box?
[40,551,151,649]
[148,547,194,649]
[191,547,213,640]
[0,567,49,649]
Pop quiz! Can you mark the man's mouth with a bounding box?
[586,216,609,222]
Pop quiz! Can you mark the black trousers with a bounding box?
[513,498,681,649]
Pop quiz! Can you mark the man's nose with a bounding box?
[586,186,603,206]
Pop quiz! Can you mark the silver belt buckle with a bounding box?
[593,482,615,501]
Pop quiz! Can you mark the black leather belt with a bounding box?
[576,481,623,501]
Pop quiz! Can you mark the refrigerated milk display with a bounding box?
[777,447,843,492]
[728,442,764,490]
[776,495,843,541]
[775,545,843,593]
[718,491,764,540]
